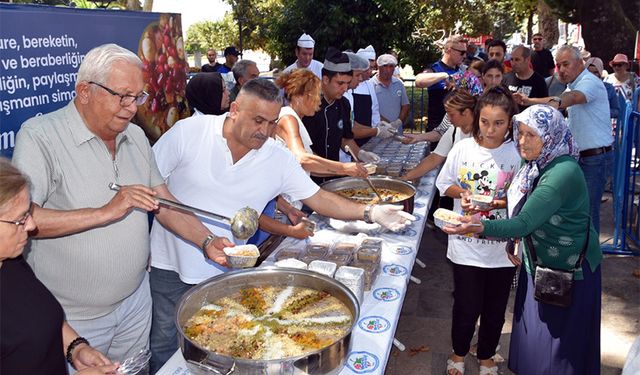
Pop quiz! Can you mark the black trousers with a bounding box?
[451,263,515,360]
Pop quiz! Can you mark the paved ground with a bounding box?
[384,191,640,374]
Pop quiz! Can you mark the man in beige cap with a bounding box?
[284,33,324,79]
[372,54,409,131]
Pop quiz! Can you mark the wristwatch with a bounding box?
[548,96,562,108]
[363,204,374,224]
[201,234,216,251]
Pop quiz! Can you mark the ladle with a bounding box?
[343,146,390,203]
[108,183,259,240]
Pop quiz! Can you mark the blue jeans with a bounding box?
[579,150,614,233]
[149,267,195,374]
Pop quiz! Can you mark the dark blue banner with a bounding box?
[0,4,189,158]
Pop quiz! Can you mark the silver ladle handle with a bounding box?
[108,183,232,223]
[343,146,385,203]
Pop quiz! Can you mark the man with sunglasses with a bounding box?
[12,43,229,371]
[424,35,467,133]
[530,33,555,78]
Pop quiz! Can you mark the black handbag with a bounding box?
[524,217,590,308]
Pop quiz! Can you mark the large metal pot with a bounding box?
[321,175,416,213]
[175,267,360,375]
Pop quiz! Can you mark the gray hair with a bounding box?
[443,35,467,50]
[238,78,282,105]
[0,158,30,209]
[556,45,582,61]
[77,43,142,85]
[232,59,258,82]
[513,45,532,59]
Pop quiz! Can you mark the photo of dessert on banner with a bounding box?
[135,13,190,141]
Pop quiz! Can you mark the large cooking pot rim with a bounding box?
[175,267,360,365]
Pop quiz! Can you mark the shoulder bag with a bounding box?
[524,216,590,308]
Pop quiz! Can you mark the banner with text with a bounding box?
[0,4,189,158]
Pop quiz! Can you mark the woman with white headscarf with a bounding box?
[444,105,602,375]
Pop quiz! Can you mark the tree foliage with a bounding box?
[544,0,637,64]
[184,13,239,54]
[249,0,534,72]
[227,0,282,53]
[264,0,423,69]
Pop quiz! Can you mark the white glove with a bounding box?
[370,204,416,232]
[376,124,394,139]
[357,150,381,163]
[389,119,403,131]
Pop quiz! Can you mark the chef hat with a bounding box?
[356,45,376,61]
[376,54,397,67]
[323,47,351,73]
[297,33,315,49]
[344,51,369,71]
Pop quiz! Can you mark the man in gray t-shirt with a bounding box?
[372,54,409,131]
[12,43,229,366]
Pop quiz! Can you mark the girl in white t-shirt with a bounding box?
[436,86,521,375]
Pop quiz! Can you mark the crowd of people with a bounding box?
[1,27,637,375]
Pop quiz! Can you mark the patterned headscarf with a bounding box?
[507,105,579,217]
[449,70,484,96]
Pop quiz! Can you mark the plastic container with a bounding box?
[470,194,493,211]
[223,245,260,268]
[308,260,338,278]
[335,266,365,303]
[348,260,379,291]
[274,258,308,269]
[333,242,358,254]
[305,242,330,258]
[356,246,382,264]
[274,247,303,261]
[360,237,383,251]
[433,208,463,229]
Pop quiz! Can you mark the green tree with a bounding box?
[544,0,637,65]
[184,13,239,55]
[227,0,283,53]
[267,0,424,69]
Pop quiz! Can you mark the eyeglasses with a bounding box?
[532,38,543,41]
[450,47,466,56]
[89,81,149,107]
[0,203,32,227]
[612,63,626,68]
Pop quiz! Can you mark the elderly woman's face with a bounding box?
[517,122,544,160]
[0,187,35,261]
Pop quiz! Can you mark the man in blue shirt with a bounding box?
[519,45,613,232]
[371,54,409,130]
[424,35,466,131]
[216,46,239,74]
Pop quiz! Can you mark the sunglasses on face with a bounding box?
[450,47,466,56]
[612,63,626,68]
[532,38,542,41]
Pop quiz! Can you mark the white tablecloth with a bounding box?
[157,168,438,375]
